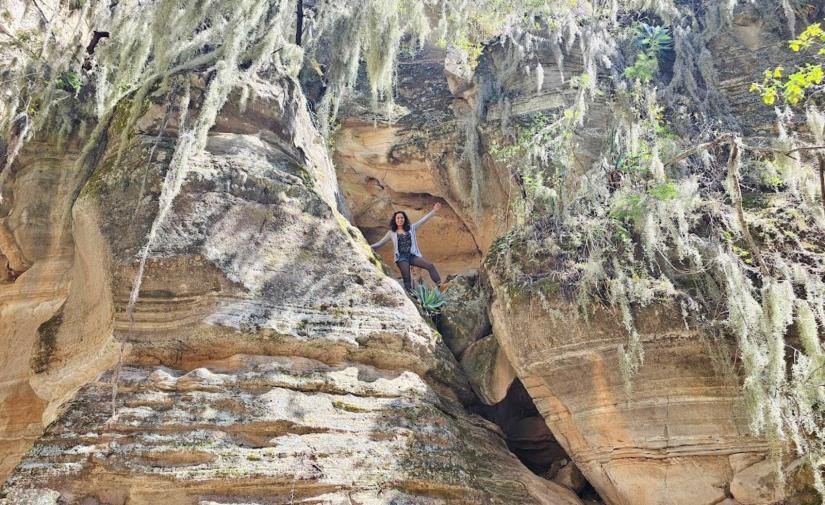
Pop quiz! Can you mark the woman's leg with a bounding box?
[396,260,412,291]
[410,256,441,285]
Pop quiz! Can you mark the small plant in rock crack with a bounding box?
[414,284,446,316]
[56,71,81,94]
[624,22,673,83]
[632,23,673,54]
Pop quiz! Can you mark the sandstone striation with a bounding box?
[1,57,581,503]
[0,0,119,481]
[2,356,581,505]
[486,266,818,505]
[2,0,824,504]
[0,140,120,480]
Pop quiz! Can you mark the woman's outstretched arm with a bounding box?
[370,231,391,249]
[412,202,442,228]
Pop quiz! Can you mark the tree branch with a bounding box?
[665,133,825,219]
[783,144,825,156]
[665,135,825,167]
[295,0,304,46]
[29,0,50,24]
[663,135,732,168]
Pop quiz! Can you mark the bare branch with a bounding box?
[665,127,825,166]
[662,134,732,168]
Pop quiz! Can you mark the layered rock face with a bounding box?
[329,3,822,504]
[3,357,580,505]
[0,59,581,504]
[0,0,120,480]
[92,77,456,379]
[473,6,821,505]
[485,275,754,505]
[485,267,823,505]
[3,1,824,504]
[333,46,513,277]
[0,122,119,482]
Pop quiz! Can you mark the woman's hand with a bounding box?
[433,202,442,212]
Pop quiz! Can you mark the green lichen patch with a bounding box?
[30,304,65,374]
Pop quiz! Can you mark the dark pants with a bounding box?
[396,255,441,291]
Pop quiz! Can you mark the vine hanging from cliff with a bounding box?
[487,4,825,495]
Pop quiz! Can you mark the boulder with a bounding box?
[437,273,492,356]
[554,462,588,494]
[729,458,785,505]
[460,334,517,405]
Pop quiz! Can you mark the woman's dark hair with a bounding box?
[390,211,411,232]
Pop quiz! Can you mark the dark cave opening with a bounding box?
[470,379,605,504]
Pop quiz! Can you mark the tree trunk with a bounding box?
[818,153,825,216]
[295,0,303,46]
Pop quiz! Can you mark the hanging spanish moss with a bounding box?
[487,0,825,495]
[2,0,824,499]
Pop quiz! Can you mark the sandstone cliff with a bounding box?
[0,55,585,502]
[326,1,825,503]
[2,0,825,504]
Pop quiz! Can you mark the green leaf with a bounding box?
[648,182,679,201]
[56,71,81,93]
[414,284,446,315]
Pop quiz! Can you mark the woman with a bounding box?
[370,202,442,292]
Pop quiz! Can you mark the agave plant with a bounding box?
[414,284,446,316]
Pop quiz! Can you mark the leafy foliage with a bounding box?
[624,52,659,82]
[632,23,673,54]
[648,182,679,201]
[751,21,825,105]
[488,9,825,493]
[56,72,82,94]
[624,22,672,83]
